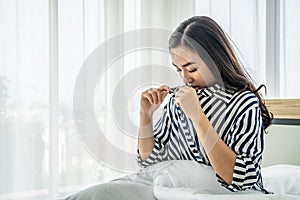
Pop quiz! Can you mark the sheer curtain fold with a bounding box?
[48,0,59,199]
[0,0,50,199]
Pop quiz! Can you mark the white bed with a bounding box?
[62,160,300,200]
[62,124,300,200]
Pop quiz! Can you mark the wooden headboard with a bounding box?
[266,99,300,125]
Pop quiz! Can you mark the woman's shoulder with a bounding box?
[229,89,260,109]
[210,84,259,107]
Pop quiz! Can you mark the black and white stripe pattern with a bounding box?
[137,84,269,193]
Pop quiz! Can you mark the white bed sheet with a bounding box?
[62,160,300,200]
[262,164,300,196]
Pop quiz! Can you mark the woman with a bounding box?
[138,16,272,193]
[64,16,273,200]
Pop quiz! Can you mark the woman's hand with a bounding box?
[174,86,202,123]
[140,85,170,117]
[139,86,169,160]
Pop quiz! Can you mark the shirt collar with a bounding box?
[197,83,222,96]
[197,83,232,104]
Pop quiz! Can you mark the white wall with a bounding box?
[262,124,300,167]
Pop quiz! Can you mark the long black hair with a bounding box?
[169,16,273,129]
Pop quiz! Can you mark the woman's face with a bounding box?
[171,45,216,90]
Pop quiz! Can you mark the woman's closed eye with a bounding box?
[188,68,197,73]
[176,67,182,72]
[175,68,197,73]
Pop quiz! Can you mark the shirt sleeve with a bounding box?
[136,100,172,168]
[218,105,264,191]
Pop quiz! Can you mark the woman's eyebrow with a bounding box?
[172,62,196,68]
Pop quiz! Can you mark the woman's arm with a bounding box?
[138,112,154,161]
[193,112,236,185]
[138,85,170,161]
[175,86,236,184]
[176,86,264,189]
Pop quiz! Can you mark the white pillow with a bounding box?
[262,164,300,195]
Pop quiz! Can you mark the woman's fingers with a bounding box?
[143,89,158,104]
[175,86,193,96]
[159,85,171,102]
[142,91,154,104]
[174,86,194,107]
[142,86,169,105]
[174,86,184,98]
[159,85,171,93]
[148,89,159,104]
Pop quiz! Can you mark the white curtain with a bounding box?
[0,0,299,199]
[195,0,300,98]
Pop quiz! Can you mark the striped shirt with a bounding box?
[137,84,269,193]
